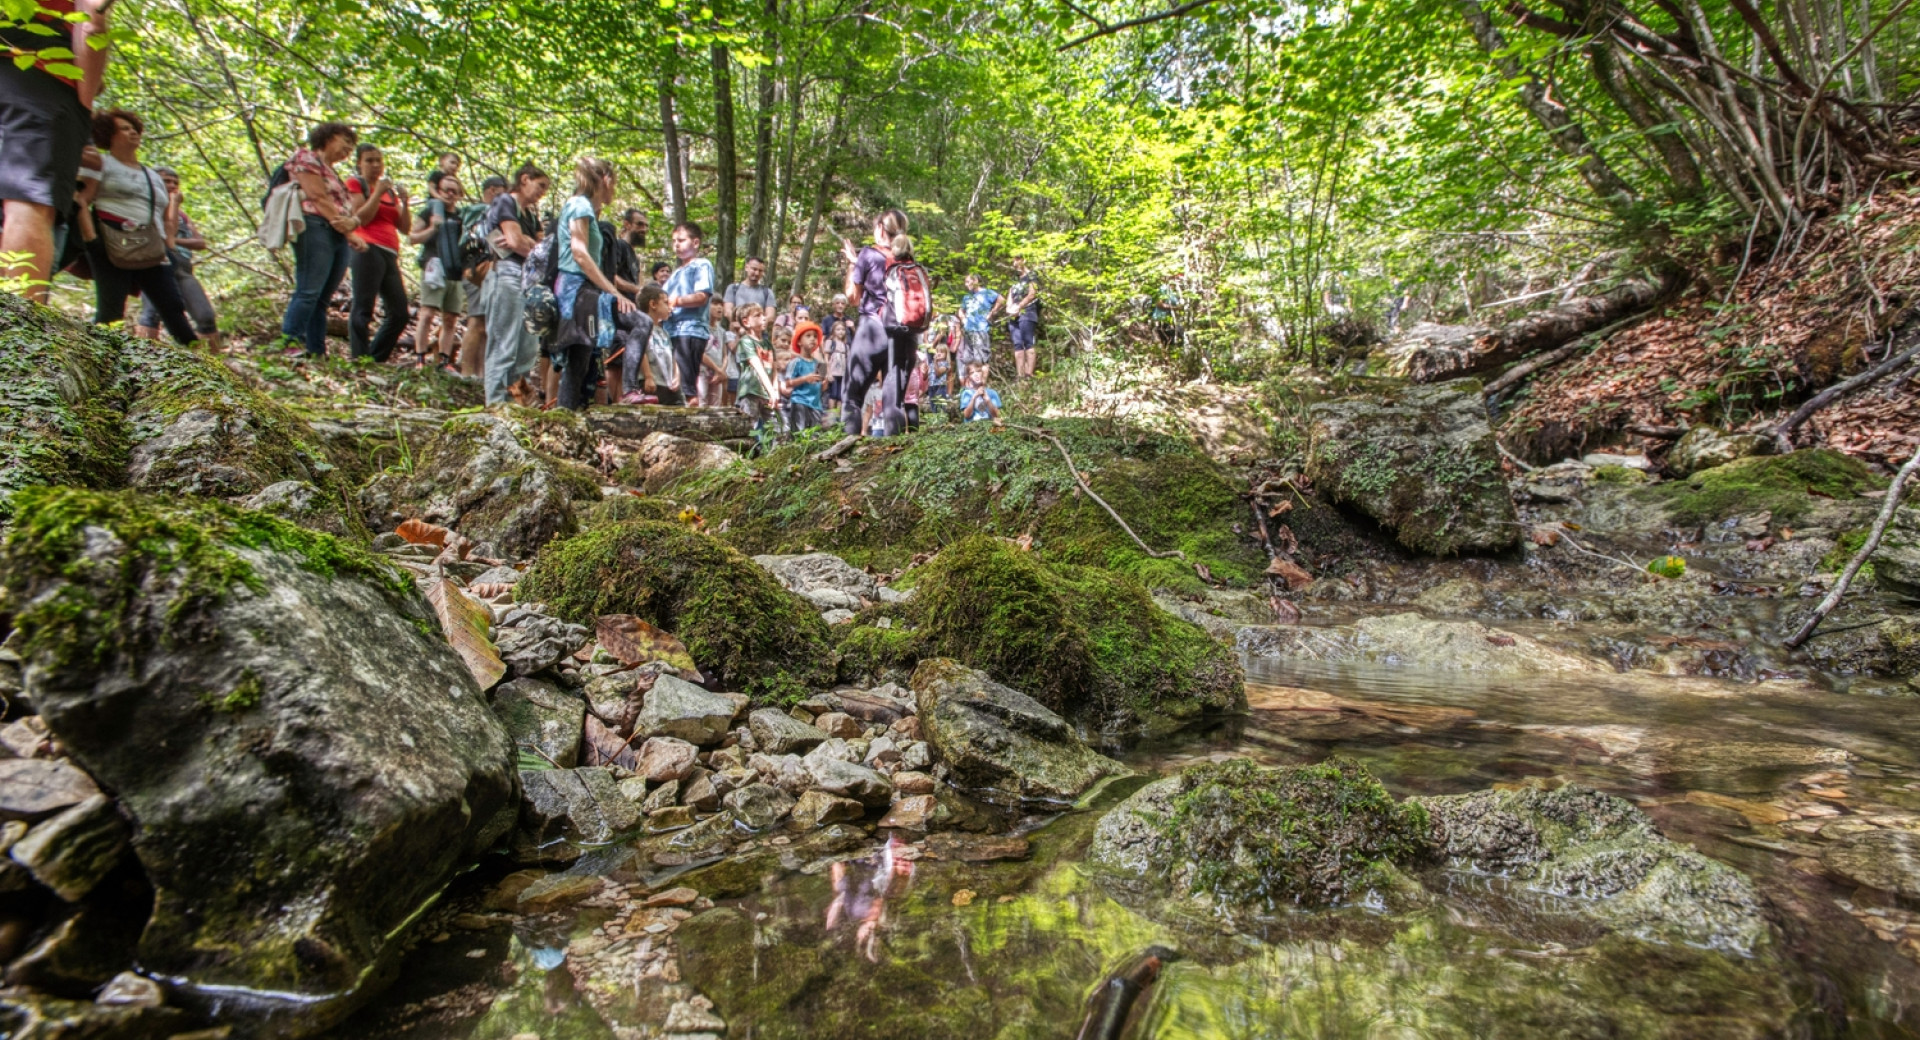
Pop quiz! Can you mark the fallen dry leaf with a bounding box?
[1265,557,1314,590]
[1485,634,1517,647]
[1270,597,1302,624]
[951,889,976,907]
[595,615,704,682]
[583,714,640,771]
[1529,524,1564,547]
[469,582,514,600]
[398,518,451,548]
[427,578,505,691]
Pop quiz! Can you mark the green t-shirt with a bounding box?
[556,195,601,277]
[737,335,771,400]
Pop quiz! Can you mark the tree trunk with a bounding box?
[1456,0,1637,219]
[711,43,739,289]
[768,65,804,280]
[790,92,847,301]
[1402,267,1687,383]
[660,67,688,224]
[746,0,778,261]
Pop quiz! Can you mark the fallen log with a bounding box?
[1400,267,1686,384]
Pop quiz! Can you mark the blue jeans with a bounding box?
[283,215,348,357]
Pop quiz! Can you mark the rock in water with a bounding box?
[1666,425,1775,478]
[910,659,1127,806]
[359,412,601,558]
[1305,381,1518,555]
[1416,782,1772,953]
[0,489,517,1034]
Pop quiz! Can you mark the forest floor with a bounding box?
[1500,184,1920,469]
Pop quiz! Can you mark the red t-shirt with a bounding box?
[345,176,402,253]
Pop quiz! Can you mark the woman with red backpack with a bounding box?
[836,207,921,438]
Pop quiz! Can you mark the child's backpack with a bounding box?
[884,259,933,334]
[457,214,493,274]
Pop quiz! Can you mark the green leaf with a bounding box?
[41,61,80,78]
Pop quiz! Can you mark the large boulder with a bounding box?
[519,520,835,703]
[1665,425,1774,478]
[359,413,602,558]
[1305,381,1517,555]
[1,489,517,1033]
[910,659,1127,806]
[910,536,1243,736]
[1089,758,1429,910]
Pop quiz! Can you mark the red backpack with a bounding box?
[884,259,933,333]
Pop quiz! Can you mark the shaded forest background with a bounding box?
[35,0,1920,458]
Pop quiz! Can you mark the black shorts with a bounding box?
[0,62,89,213]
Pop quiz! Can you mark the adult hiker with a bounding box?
[619,207,648,251]
[0,0,112,301]
[1006,254,1041,380]
[407,169,466,370]
[345,143,414,362]
[959,272,999,381]
[836,207,917,438]
[279,121,365,358]
[724,254,775,314]
[133,167,222,351]
[663,220,716,406]
[73,108,198,343]
[480,162,550,405]
[455,174,507,378]
[551,157,635,411]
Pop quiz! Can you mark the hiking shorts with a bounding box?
[0,63,89,212]
[959,330,991,366]
[420,276,465,313]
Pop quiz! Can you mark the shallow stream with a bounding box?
[334,645,1920,1039]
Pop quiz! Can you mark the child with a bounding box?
[784,321,826,432]
[621,284,681,405]
[960,367,1001,423]
[825,321,850,414]
[735,305,776,438]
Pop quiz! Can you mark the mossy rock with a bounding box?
[519,520,834,703]
[680,418,1264,593]
[1637,448,1882,526]
[1305,381,1518,556]
[575,493,682,528]
[833,618,924,686]
[1090,757,1430,910]
[909,535,1243,734]
[359,413,597,558]
[0,293,131,517]
[0,293,346,524]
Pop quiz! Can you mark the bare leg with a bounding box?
[413,306,441,360]
[1,200,56,303]
[134,325,160,340]
[460,316,486,377]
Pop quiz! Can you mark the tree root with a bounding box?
[1784,440,1920,649]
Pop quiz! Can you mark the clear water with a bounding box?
[335,653,1920,1039]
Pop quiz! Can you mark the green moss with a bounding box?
[576,494,681,528]
[682,419,1263,593]
[833,622,925,685]
[202,669,265,713]
[519,520,834,703]
[1639,448,1882,526]
[1162,757,1430,908]
[1591,464,1647,484]
[1,487,408,671]
[1822,529,1875,576]
[1646,555,1687,579]
[0,293,134,517]
[910,535,1242,731]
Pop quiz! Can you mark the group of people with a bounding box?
[268,124,1042,439]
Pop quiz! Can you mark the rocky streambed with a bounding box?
[6,300,1920,1038]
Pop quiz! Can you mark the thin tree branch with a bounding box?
[1784,441,1920,648]
[1057,0,1225,50]
[1006,423,1186,563]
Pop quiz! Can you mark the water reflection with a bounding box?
[825,834,917,962]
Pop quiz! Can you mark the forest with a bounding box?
[5,0,1920,1038]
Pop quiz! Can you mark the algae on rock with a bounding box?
[521,519,834,703]
[1637,448,1881,526]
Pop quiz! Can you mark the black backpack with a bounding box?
[260,163,290,210]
